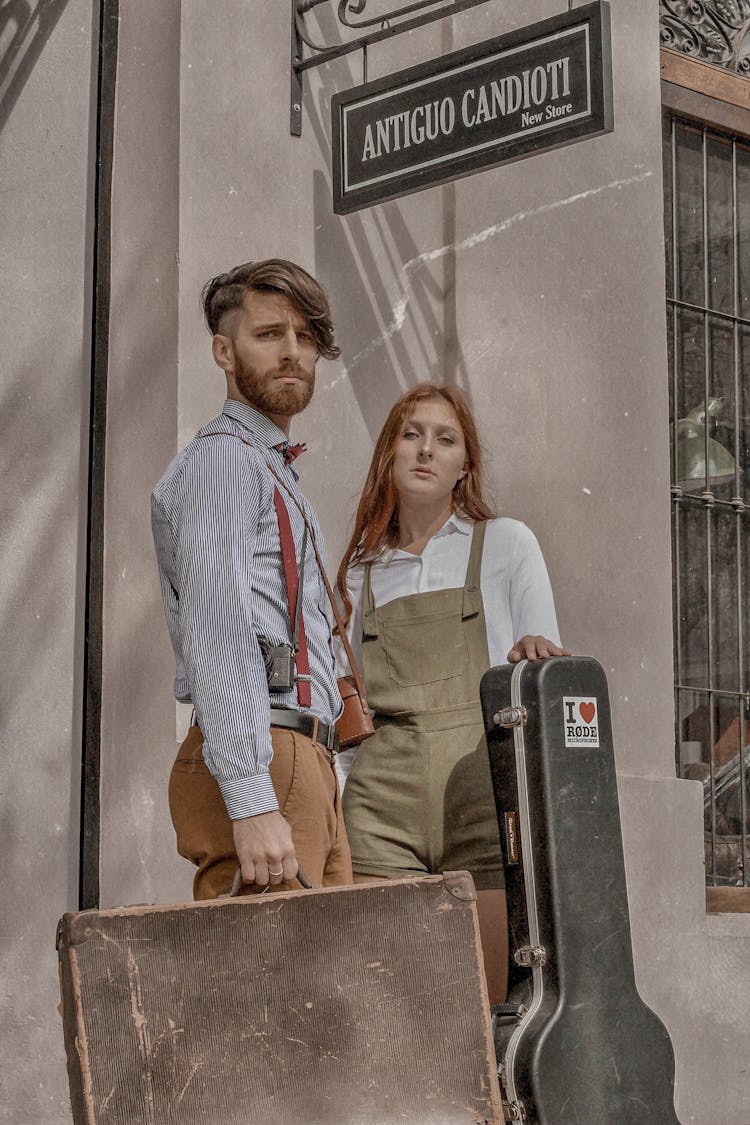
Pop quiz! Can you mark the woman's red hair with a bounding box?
[336,383,495,626]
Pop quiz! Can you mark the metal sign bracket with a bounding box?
[291,0,495,135]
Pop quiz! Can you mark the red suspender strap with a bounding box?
[272,486,312,709]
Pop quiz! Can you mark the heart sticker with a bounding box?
[579,702,596,724]
[564,697,600,748]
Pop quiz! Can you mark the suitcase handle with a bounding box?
[225,864,315,897]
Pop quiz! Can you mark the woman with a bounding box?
[336,384,568,1004]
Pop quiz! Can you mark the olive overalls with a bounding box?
[342,521,503,890]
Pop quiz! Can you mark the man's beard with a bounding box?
[234,356,315,417]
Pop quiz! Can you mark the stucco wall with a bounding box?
[0,2,96,1121]
[98,0,185,909]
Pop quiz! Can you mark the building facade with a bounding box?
[3,2,749,1121]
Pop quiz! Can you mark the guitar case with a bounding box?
[480,656,679,1124]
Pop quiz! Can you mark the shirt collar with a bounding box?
[221,399,291,450]
[439,513,472,537]
[383,512,472,564]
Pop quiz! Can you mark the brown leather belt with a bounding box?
[269,707,339,751]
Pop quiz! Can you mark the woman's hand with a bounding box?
[507,635,571,663]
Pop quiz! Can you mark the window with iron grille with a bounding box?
[663,113,750,888]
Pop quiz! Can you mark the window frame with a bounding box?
[661,46,750,914]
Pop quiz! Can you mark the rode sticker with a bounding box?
[563,697,599,747]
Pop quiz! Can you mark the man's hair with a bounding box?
[201,258,340,360]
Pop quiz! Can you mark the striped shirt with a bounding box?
[151,399,341,820]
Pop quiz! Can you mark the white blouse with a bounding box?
[335,514,561,784]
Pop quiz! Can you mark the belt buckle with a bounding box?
[309,715,336,751]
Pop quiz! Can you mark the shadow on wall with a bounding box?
[305,15,469,439]
[97,238,185,904]
[0,352,88,981]
[313,169,469,438]
[0,0,71,134]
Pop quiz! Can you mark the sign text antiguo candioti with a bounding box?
[331,1,612,214]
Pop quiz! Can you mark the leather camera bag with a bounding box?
[336,672,375,748]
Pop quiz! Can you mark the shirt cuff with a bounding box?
[218,771,280,820]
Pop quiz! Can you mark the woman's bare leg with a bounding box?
[476,889,509,1005]
[353,872,388,883]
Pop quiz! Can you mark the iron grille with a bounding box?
[663,113,750,887]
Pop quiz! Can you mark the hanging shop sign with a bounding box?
[331,1,612,214]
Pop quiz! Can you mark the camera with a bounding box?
[257,636,296,691]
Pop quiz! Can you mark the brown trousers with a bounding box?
[169,724,353,900]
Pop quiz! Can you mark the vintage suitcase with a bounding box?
[480,656,679,1124]
[57,872,502,1125]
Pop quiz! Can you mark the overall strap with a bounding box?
[361,563,380,638]
[461,520,487,621]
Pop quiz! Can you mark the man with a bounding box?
[151,259,352,898]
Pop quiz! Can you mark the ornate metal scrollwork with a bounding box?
[298,0,483,38]
[659,0,750,74]
[337,0,452,29]
[291,0,494,134]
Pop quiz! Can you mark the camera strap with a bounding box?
[293,524,309,649]
[272,486,312,708]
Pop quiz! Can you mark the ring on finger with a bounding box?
[269,868,283,877]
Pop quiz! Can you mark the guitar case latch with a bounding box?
[514,944,547,967]
[502,1099,527,1121]
[493,705,528,728]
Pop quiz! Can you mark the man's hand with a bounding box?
[507,635,571,663]
[232,811,298,887]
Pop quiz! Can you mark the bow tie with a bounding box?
[274,441,307,465]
